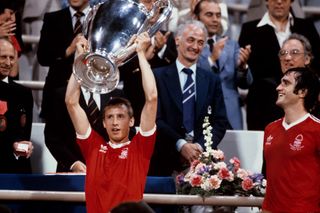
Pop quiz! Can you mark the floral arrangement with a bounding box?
[176,115,266,197]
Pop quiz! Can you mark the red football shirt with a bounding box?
[263,114,320,212]
[77,127,156,213]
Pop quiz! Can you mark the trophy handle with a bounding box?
[83,3,101,38]
[148,0,173,36]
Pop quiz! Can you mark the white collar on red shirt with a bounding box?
[109,141,131,149]
[282,113,310,130]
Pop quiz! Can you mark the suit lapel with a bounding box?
[64,8,74,38]
[164,64,183,112]
[216,36,228,70]
[195,68,209,119]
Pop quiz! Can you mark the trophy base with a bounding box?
[73,53,119,94]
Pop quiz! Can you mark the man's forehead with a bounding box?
[283,39,303,49]
[201,1,221,13]
[283,71,299,81]
[0,39,14,50]
[105,104,129,113]
[183,26,205,38]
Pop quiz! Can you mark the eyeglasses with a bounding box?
[278,49,305,59]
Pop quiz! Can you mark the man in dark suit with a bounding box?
[0,37,33,173]
[148,20,229,176]
[120,30,177,127]
[238,0,320,130]
[37,0,89,120]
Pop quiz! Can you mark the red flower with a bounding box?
[230,157,241,172]
[191,160,200,169]
[190,175,202,187]
[241,177,254,191]
[218,167,231,180]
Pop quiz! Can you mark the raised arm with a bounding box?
[136,32,158,132]
[65,38,90,135]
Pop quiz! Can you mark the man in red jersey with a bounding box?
[262,67,320,213]
[65,32,157,213]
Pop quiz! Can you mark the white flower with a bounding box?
[201,178,214,191]
[202,116,213,154]
[262,179,267,187]
[236,168,249,179]
[214,161,227,170]
[208,175,221,189]
[211,149,224,160]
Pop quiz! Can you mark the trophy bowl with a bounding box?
[73,0,172,93]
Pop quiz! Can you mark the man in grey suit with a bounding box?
[194,0,253,130]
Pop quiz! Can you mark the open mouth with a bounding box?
[111,128,120,133]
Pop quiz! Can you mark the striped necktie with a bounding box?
[74,11,84,35]
[87,93,100,126]
[182,68,195,133]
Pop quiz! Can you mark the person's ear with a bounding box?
[129,117,135,127]
[304,55,311,66]
[298,88,307,98]
[175,36,180,46]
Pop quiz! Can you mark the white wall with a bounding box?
[218,130,264,173]
[30,123,57,173]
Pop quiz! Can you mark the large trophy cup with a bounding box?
[73,0,172,93]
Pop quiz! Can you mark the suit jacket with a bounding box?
[198,37,253,130]
[120,32,176,126]
[37,7,76,119]
[148,63,229,176]
[239,17,320,130]
[0,80,33,173]
[44,86,124,172]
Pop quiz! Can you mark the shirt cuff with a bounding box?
[208,56,218,68]
[70,161,77,171]
[157,44,167,59]
[176,139,187,152]
[13,153,19,160]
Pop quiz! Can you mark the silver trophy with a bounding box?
[73,0,173,93]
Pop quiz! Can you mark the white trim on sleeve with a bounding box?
[76,126,92,140]
[139,125,156,137]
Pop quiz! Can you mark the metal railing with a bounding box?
[0,190,263,206]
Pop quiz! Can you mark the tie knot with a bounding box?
[75,11,84,18]
[207,38,214,45]
[182,68,193,76]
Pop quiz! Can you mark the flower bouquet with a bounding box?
[176,116,266,198]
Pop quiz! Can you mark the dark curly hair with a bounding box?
[284,67,320,114]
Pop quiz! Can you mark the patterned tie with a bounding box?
[182,68,195,133]
[87,93,100,126]
[74,11,84,35]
